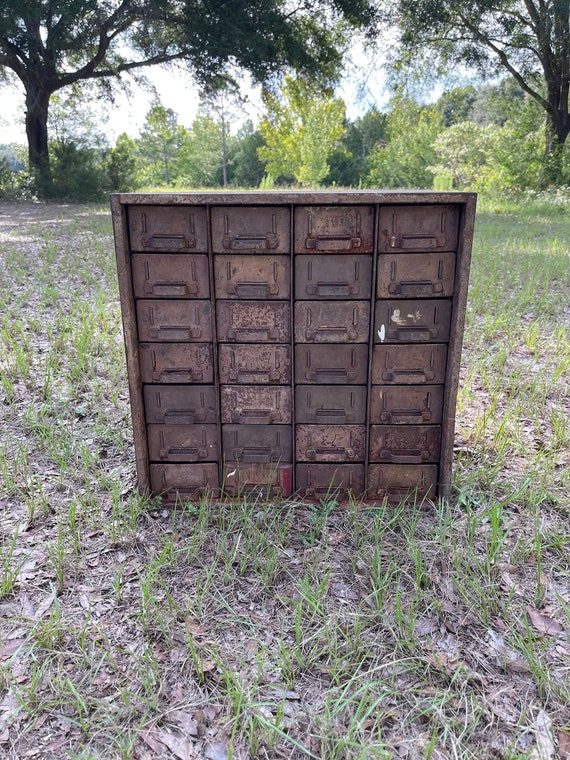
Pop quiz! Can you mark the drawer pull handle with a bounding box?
[226,327,279,341]
[306,368,356,383]
[398,235,437,249]
[388,281,442,296]
[148,326,202,340]
[305,326,358,341]
[306,283,357,297]
[380,409,432,422]
[223,234,278,250]
[159,447,208,460]
[313,409,347,423]
[142,234,195,249]
[306,447,355,460]
[305,236,362,251]
[227,282,279,298]
[154,368,203,382]
[235,448,275,463]
[163,410,204,424]
[144,281,198,296]
[229,369,281,382]
[379,449,430,464]
[231,409,279,424]
[391,327,437,342]
[382,369,434,382]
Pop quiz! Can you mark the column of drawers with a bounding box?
[113,192,475,505]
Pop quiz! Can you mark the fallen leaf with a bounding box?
[0,640,27,659]
[169,711,200,737]
[141,730,166,754]
[205,743,229,760]
[559,731,570,759]
[156,729,194,759]
[534,710,555,760]
[526,606,564,636]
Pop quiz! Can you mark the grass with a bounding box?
[0,196,569,758]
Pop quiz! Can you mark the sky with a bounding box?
[0,43,388,147]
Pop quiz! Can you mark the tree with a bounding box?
[258,76,346,186]
[0,0,377,196]
[137,103,180,186]
[325,106,388,186]
[228,121,266,188]
[389,0,570,183]
[106,133,139,192]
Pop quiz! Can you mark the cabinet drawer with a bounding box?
[296,425,366,462]
[128,206,208,252]
[296,464,365,499]
[295,344,368,384]
[295,255,372,299]
[220,386,292,424]
[150,463,219,501]
[367,464,438,503]
[369,425,441,464]
[211,207,290,253]
[294,301,370,343]
[131,253,210,298]
[378,205,459,252]
[139,343,214,384]
[144,385,217,425]
[147,424,219,462]
[295,386,367,424]
[222,425,292,463]
[371,344,447,385]
[223,462,293,498]
[369,385,444,424]
[136,300,213,342]
[216,301,290,343]
[375,300,452,343]
[218,344,291,384]
[377,252,455,298]
[294,206,374,253]
[214,255,290,299]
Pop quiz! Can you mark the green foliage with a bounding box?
[229,121,266,188]
[325,107,388,187]
[50,141,106,201]
[365,96,443,189]
[258,76,346,186]
[106,133,139,193]
[434,85,477,127]
[136,103,180,187]
[175,114,226,188]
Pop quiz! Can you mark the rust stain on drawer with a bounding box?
[371,344,447,385]
[217,301,290,343]
[139,343,214,384]
[367,464,438,503]
[144,385,217,425]
[137,300,213,342]
[214,255,290,299]
[150,463,219,500]
[294,206,374,253]
[296,425,366,462]
[218,344,291,384]
[294,301,370,343]
[295,344,368,384]
[377,252,456,298]
[295,255,372,299]
[295,386,367,424]
[369,385,444,424]
[220,385,292,424]
[369,425,441,464]
[378,205,459,252]
[296,463,365,499]
[129,206,208,252]
[222,425,292,463]
[211,207,290,253]
[147,424,219,462]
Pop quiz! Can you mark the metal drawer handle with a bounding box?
[382,369,434,382]
[379,449,430,464]
[149,326,202,340]
[142,234,195,249]
[154,367,203,382]
[306,283,357,297]
[144,281,198,296]
[163,410,204,424]
[223,233,278,250]
[305,236,362,251]
[159,447,208,460]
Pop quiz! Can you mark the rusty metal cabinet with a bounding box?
[112,191,475,504]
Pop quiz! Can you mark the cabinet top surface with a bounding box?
[112,190,477,207]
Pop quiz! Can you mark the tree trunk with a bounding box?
[25,85,53,197]
[543,117,570,187]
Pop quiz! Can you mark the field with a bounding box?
[0,195,569,759]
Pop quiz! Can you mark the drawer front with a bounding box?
[128,206,208,252]
[211,207,291,253]
[294,344,368,384]
[295,386,367,424]
[222,425,292,463]
[216,301,291,343]
[296,425,366,462]
[294,301,370,343]
[136,300,213,342]
[150,463,219,501]
[218,344,291,385]
[375,300,452,343]
[147,424,219,462]
[369,425,441,464]
[144,385,217,425]
[369,385,444,424]
[139,343,214,384]
[220,386,292,424]
[294,206,374,253]
[223,462,293,498]
[371,344,447,385]
[295,255,372,299]
[296,463,365,499]
[131,253,210,299]
[377,252,456,298]
[214,255,290,299]
[378,205,459,252]
[367,464,438,503]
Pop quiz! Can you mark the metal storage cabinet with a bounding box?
[112,191,476,504]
